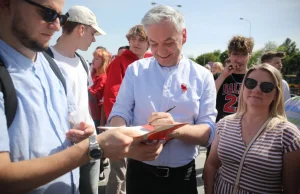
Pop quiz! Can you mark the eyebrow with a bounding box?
[44,3,63,14]
[149,37,174,43]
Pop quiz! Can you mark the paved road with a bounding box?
[98,148,207,194]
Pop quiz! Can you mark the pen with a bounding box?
[165,105,176,113]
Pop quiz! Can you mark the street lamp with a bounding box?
[151,2,182,8]
[240,17,252,37]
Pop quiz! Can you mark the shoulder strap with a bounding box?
[42,52,67,95]
[44,47,54,58]
[75,52,89,76]
[232,117,272,194]
[0,58,18,129]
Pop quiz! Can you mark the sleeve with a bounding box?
[195,72,218,146]
[103,58,125,119]
[107,63,136,126]
[0,92,10,152]
[282,80,291,102]
[282,122,300,153]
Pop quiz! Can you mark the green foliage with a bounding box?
[195,50,221,65]
[219,50,228,64]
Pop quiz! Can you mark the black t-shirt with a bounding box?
[215,73,245,122]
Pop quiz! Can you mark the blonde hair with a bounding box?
[213,62,224,72]
[92,49,111,75]
[126,25,148,41]
[233,63,287,129]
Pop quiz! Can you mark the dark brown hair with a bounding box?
[261,51,286,63]
[228,36,254,54]
[62,21,88,34]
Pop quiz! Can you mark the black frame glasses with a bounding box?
[244,78,276,93]
[24,0,68,26]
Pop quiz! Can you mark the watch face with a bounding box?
[90,149,102,159]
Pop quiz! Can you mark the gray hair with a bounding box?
[141,5,185,33]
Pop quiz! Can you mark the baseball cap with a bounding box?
[66,5,106,36]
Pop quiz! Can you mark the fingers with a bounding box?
[127,142,163,161]
[148,112,174,125]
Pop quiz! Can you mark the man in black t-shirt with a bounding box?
[206,36,254,159]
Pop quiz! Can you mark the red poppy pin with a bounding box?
[181,83,188,92]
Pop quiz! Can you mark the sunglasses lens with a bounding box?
[260,82,275,93]
[244,78,257,89]
[60,15,69,26]
[43,9,58,23]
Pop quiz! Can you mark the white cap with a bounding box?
[66,5,106,36]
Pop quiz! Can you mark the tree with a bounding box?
[195,52,219,66]
[263,41,278,52]
[219,50,228,64]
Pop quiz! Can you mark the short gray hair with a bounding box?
[141,5,185,33]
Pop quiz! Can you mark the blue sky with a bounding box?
[50,0,300,62]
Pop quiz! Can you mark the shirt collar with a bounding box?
[0,40,34,71]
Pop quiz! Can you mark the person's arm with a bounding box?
[203,130,221,194]
[282,125,300,193]
[283,149,300,193]
[103,58,124,119]
[0,126,134,193]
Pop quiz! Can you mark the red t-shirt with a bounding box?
[103,49,139,119]
[89,73,107,120]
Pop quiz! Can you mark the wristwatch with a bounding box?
[88,135,103,160]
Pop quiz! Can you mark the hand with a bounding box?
[127,142,163,161]
[148,112,174,126]
[66,122,95,143]
[221,62,236,78]
[97,128,134,160]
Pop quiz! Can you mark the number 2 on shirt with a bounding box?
[223,94,238,113]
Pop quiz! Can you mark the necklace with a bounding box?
[231,74,243,84]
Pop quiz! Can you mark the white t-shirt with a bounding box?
[282,79,291,103]
[50,46,95,128]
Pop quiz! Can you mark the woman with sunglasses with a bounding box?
[204,63,300,194]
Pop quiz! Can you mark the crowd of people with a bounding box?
[0,1,299,194]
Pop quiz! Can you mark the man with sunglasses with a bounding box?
[0,1,159,194]
[261,51,291,102]
[204,36,254,161]
[48,5,106,194]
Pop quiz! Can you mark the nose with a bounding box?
[92,36,96,42]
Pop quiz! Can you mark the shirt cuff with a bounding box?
[202,122,216,147]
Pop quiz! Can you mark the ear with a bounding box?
[182,28,187,44]
[78,25,85,37]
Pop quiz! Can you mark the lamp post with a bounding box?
[151,2,182,8]
[240,17,251,37]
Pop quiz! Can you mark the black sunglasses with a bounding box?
[24,0,68,26]
[244,78,276,93]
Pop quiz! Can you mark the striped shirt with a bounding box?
[215,116,300,194]
[285,96,300,129]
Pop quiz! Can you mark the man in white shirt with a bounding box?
[261,51,291,102]
[108,5,217,194]
[48,5,106,194]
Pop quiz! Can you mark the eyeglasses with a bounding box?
[24,0,68,26]
[244,78,276,93]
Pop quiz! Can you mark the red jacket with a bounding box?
[89,73,107,120]
[103,49,139,119]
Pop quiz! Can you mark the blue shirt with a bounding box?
[0,40,79,194]
[285,96,300,129]
[108,56,217,167]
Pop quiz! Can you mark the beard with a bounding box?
[11,12,48,52]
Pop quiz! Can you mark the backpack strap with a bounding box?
[0,58,18,128]
[75,52,89,76]
[44,47,55,58]
[42,52,67,95]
